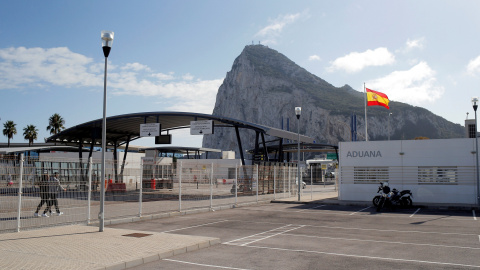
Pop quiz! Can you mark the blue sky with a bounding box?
[2,1,480,147]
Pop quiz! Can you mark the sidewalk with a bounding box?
[0,225,220,270]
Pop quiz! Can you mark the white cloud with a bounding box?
[328,47,395,73]
[467,55,480,76]
[151,72,175,80]
[366,61,444,105]
[406,38,425,50]
[255,11,307,45]
[0,46,223,113]
[0,47,100,89]
[308,55,321,61]
[122,62,151,71]
[182,73,194,81]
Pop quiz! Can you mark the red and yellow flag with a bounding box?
[366,88,389,109]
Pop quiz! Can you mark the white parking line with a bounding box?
[282,233,480,250]
[162,220,229,233]
[164,259,252,270]
[245,245,480,268]
[297,205,326,212]
[349,206,371,215]
[410,208,421,217]
[224,224,305,246]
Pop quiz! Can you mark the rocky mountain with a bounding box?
[202,45,465,159]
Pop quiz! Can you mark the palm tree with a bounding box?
[23,125,38,146]
[46,113,65,135]
[3,121,17,148]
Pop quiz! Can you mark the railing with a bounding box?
[0,155,325,233]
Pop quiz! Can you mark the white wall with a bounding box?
[339,138,478,205]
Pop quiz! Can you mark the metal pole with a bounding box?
[179,162,182,212]
[139,162,143,217]
[16,153,24,232]
[475,109,480,206]
[310,163,313,200]
[256,164,259,203]
[234,164,238,206]
[273,165,276,200]
[87,157,92,224]
[99,56,107,232]
[297,118,301,201]
[210,163,213,211]
[388,113,391,141]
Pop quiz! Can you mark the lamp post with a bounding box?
[472,97,480,206]
[388,112,392,141]
[295,107,301,201]
[100,30,114,232]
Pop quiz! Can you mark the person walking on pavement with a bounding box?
[43,172,66,217]
[34,171,52,217]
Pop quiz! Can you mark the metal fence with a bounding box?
[0,154,330,233]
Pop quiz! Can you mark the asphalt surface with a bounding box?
[108,203,480,270]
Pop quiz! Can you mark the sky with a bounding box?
[2,0,480,147]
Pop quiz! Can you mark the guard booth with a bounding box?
[141,157,174,190]
[306,158,337,183]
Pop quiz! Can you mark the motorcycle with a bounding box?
[374,183,413,211]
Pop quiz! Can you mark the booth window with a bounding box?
[353,167,389,184]
[418,166,457,184]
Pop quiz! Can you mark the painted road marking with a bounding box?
[246,245,480,268]
[225,224,304,246]
[282,233,480,250]
[162,220,229,233]
[297,205,326,212]
[473,210,477,221]
[349,206,371,215]
[164,259,252,270]
[410,208,421,217]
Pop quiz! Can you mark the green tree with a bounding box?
[23,125,38,146]
[46,113,65,135]
[3,121,17,148]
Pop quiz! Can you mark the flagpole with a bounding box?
[364,82,368,141]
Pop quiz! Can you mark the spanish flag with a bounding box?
[366,88,389,109]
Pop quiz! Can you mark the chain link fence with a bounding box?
[0,155,308,233]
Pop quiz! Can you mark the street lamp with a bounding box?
[295,107,301,201]
[472,97,480,206]
[100,30,114,232]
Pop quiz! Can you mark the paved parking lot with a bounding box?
[108,203,479,270]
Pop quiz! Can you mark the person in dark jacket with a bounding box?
[34,171,51,217]
[43,172,66,217]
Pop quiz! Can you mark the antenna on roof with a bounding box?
[467,112,470,120]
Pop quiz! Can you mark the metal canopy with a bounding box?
[142,146,222,154]
[45,111,314,147]
[0,146,90,154]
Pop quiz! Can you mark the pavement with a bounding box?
[0,189,476,270]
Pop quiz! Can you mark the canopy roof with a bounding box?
[45,111,314,147]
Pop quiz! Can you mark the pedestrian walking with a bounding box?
[34,171,51,217]
[43,172,66,217]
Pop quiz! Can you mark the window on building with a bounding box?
[468,124,477,138]
[353,167,389,184]
[418,166,457,184]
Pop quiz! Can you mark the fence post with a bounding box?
[288,166,291,197]
[273,165,276,200]
[283,165,286,198]
[179,162,182,212]
[210,163,213,211]
[87,157,92,224]
[310,165,313,200]
[16,153,24,232]
[256,164,259,203]
[139,162,143,217]
[235,164,238,206]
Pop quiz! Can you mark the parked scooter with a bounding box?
[374,182,413,211]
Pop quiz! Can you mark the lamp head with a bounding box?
[295,107,301,119]
[101,30,114,57]
[472,97,479,111]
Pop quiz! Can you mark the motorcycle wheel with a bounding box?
[404,197,413,207]
[376,198,384,212]
[372,196,381,207]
